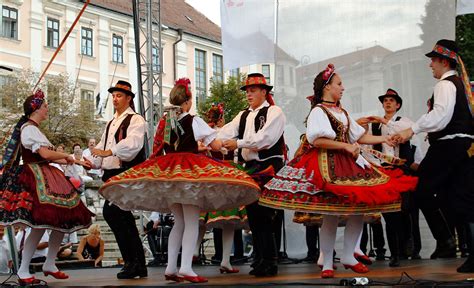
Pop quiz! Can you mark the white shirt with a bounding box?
[177,112,217,146]
[149,212,161,222]
[16,228,50,259]
[306,105,370,168]
[217,101,286,161]
[0,235,12,274]
[21,124,53,153]
[82,148,102,176]
[371,114,425,164]
[93,107,146,170]
[412,70,474,140]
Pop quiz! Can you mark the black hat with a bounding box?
[425,39,459,63]
[108,80,135,98]
[378,89,402,109]
[240,73,273,91]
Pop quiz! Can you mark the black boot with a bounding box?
[389,256,400,267]
[457,222,474,273]
[252,232,278,277]
[117,260,148,279]
[423,209,456,259]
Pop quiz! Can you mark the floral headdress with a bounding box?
[207,103,224,124]
[175,78,192,100]
[322,63,335,86]
[30,89,45,113]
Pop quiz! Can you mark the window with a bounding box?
[112,34,123,63]
[262,64,270,84]
[46,18,59,48]
[81,27,93,56]
[81,89,95,119]
[230,68,240,78]
[152,46,160,72]
[276,65,284,85]
[212,54,223,83]
[195,49,207,106]
[2,6,18,39]
[289,67,294,86]
[351,94,362,113]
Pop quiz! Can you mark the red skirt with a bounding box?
[260,148,417,215]
[99,152,260,213]
[16,164,93,232]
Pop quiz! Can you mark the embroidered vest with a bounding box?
[163,114,198,154]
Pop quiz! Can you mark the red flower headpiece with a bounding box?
[207,102,224,124]
[175,78,192,99]
[30,89,45,112]
[322,63,335,85]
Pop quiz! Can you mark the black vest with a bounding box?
[237,106,284,162]
[371,116,415,165]
[427,75,474,144]
[163,114,198,154]
[104,113,146,170]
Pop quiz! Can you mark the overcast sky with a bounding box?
[185,0,456,63]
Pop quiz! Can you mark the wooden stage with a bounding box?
[2,258,474,286]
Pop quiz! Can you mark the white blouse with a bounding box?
[21,124,53,153]
[306,106,366,144]
[177,112,217,146]
[306,106,369,168]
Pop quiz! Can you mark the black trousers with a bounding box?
[306,225,319,257]
[245,158,284,264]
[212,228,244,260]
[415,138,473,240]
[361,222,385,254]
[102,169,146,266]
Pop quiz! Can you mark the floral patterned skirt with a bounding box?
[260,148,417,215]
[200,206,248,230]
[0,163,93,233]
[99,152,260,213]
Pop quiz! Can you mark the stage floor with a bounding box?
[2,258,474,286]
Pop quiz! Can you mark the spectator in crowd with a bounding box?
[57,233,79,260]
[77,224,104,267]
[0,226,13,274]
[82,138,103,179]
[16,228,50,264]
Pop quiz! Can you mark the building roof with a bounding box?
[296,45,392,80]
[87,0,221,43]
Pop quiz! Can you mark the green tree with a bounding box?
[0,69,105,154]
[418,0,455,53]
[197,74,248,122]
[456,14,474,77]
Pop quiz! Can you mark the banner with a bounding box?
[457,0,474,15]
[220,0,276,71]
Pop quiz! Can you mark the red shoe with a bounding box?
[18,276,41,286]
[343,262,369,273]
[43,270,69,279]
[181,274,208,283]
[321,269,334,278]
[165,274,184,282]
[354,253,373,265]
[220,266,239,274]
[318,264,337,270]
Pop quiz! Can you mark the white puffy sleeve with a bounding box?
[306,107,336,144]
[21,125,53,153]
[347,115,367,144]
[192,116,217,146]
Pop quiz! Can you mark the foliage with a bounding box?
[418,0,455,53]
[0,69,105,154]
[197,74,248,123]
[456,14,474,77]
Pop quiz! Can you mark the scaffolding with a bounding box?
[132,0,163,155]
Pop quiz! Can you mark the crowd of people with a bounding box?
[0,38,473,284]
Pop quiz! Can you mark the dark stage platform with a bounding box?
[2,258,474,286]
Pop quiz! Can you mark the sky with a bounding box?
[186,0,222,26]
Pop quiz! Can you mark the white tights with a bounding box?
[18,229,64,279]
[318,215,364,270]
[220,224,235,270]
[165,203,200,277]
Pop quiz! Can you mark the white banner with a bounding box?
[457,0,474,15]
[220,0,276,71]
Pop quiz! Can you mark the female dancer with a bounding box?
[0,90,93,284]
[260,64,417,278]
[99,79,260,283]
[195,104,246,274]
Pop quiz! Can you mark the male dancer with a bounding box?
[218,73,286,277]
[396,40,474,272]
[91,80,147,279]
